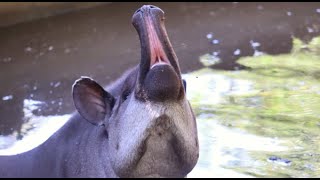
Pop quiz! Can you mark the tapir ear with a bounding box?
[72,77,114,126]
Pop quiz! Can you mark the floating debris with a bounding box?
[250,40,264,57]
[50,81,61,88]
[307,27,314,33]
[304,164,316,171]
[64,48,71,54]
[3,57,12,63]
[206,33,213,39]
[212,39,220,44]
[233,49,241,55]
[257,5,264,10]
[267,156,292,166]
[253,50,264,57]
[287,11,292,16]
[2,95,13,101]
[38,52,45,57]
[199,53,221,67]
[316,8,320,13]
[212,51,220,56]
[48,46,54,51]
[53,82,61,88]
[25,47,32,52]
[250,40,261,48]
[209,11,216,16]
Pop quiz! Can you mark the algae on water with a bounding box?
[189,36,320,177]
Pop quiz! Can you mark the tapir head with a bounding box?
[72,5,199,178]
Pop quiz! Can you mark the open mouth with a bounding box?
[132,5,184,101]
[143,10,171,70]
[132,5,180,75]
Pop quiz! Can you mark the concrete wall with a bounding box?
[0,2,110,27]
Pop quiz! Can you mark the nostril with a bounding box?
[135,9,142,14]
[149,5,156,9]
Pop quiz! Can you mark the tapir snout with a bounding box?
[132,5,185,102]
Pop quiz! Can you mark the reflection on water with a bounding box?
[183,72,254,106]
[188,36,320,177]
[0,99,70,155]
[183,73,288,178]
[187,114,287,178]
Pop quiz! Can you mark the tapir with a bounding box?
[0,5,199,178]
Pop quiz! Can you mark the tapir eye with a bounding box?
[182,79,187,93]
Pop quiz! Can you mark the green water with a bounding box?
[187,36,320,178]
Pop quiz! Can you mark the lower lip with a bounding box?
[150,61,169,69]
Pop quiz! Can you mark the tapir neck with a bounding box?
[0,113,116,178]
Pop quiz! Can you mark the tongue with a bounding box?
[146,15,170,68]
